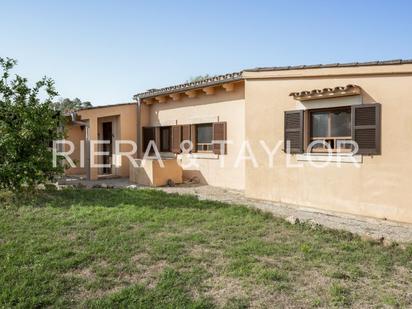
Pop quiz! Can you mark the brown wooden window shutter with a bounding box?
[284,110,304,154]
[154,127,161,151]
[212,122,227,155]
[142,127,156,153]
[351,103,381,155]
[181,125,191,152]
[182,125,191,141]
[171,125,182,153]
[190,125,196,152]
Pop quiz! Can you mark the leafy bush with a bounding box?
[0,57,64,191]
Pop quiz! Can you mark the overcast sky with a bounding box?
[1,0,412,105]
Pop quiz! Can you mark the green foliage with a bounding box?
[0,190,14,207]
[186,74,211,83]
[0,57,64,191]
[52,97,92,113]
[330,283,352,306]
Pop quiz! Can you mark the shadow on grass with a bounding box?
[10,188,232,211]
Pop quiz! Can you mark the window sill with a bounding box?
[296,153,362,163]
[159,152,176,159]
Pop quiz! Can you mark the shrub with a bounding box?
[0,57,64,191]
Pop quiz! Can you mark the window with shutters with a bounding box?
[195,123,213,152]
[286,102,380,156]
[309,107,352,153]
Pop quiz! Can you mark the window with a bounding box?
[143,127,155,153]
[196,123,213,152]
[160,126,171,152]
[310,107,352,152]
[285,104,381,156]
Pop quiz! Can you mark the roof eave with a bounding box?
[134,73,243,100]
[243,59,412,73]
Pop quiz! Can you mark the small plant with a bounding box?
[260,269,288,283]
[330,283,351,306]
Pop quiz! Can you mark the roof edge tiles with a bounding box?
[289,84,361,101]
[133,59,412,100]
[243,59,412,72]
[134,72,242,100]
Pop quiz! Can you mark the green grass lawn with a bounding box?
[1,189,411,308]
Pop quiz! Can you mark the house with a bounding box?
[65,102,137,180]
[65,59,412,223]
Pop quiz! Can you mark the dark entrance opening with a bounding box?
[102,122,113,174]
[160,126,171,152]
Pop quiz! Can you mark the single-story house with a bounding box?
[65,59,412,223]
[65,102,137,180]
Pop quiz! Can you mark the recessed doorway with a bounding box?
[102,121,113,175]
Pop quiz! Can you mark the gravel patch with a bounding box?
[157,185,412,243]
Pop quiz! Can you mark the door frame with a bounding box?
[97,115,120,177]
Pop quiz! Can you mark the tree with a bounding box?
[186,74,211,83]
[0,57,64,191]
[53,97,92,113]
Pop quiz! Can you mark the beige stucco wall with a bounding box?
[243,64,412,223]
[66,103,137,180]
[130,158,183,187]
[64,124,86,176]
[141,83,246,190]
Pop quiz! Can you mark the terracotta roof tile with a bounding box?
[244,59,412,72]
[289,84,360,100]
[134,59,412,100]
[134,71,242,99]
